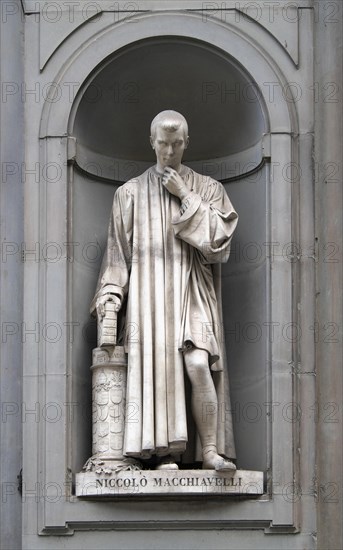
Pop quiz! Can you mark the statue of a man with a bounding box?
[91,111,238,471]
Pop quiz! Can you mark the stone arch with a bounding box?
[39,11,298,139]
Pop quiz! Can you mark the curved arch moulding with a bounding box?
[39,11,298,140]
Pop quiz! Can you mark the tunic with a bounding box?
[91,165,238,460]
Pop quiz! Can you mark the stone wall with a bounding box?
[0,1,342,549]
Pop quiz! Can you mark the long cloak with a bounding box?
[90,165,238,461]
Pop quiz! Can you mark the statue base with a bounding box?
[75,468,264,497]
[79,346,263,498]
[82,455,142,475]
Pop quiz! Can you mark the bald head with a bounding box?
[150,110,189,141]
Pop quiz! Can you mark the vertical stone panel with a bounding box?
[314,2,343,549]
[0,2,24,549]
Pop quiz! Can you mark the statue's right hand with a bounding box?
[96,294,121,319]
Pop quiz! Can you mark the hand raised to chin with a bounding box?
[162,167,189,201]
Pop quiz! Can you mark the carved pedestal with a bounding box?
[76,347,264,498]
[82,346,141,474]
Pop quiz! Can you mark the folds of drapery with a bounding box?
[90,166,238,460]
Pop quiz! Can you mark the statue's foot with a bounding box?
[155,456,179,470]
[202,448,236,472]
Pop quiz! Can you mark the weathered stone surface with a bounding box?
[76,469,263,497]
[2,3,338,549]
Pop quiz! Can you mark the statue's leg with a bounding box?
[184,348,236,472]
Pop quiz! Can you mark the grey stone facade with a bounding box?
[0,1,342,549]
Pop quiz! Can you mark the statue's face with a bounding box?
[151,126,188,170]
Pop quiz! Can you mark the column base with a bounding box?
[83,455,143,475]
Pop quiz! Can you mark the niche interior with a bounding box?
[69,36,269,476]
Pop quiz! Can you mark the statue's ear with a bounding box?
[185,136,190,149]
[150,136,155,149]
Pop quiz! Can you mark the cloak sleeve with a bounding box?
[90,184,134,315]
[171,179,238,264]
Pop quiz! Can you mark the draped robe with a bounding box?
[91,165,238,461]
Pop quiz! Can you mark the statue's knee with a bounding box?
[184,348,210,383]
[185,360,210,385]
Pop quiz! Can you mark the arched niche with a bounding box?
[68,35,272,475]
[35,11,299,529]
[71,37,267,182]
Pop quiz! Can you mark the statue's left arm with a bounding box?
[171,179,238,264]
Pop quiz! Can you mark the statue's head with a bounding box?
[150,110,189,171]
[150,110,189,140]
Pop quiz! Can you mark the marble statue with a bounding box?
[90,111,238,472]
